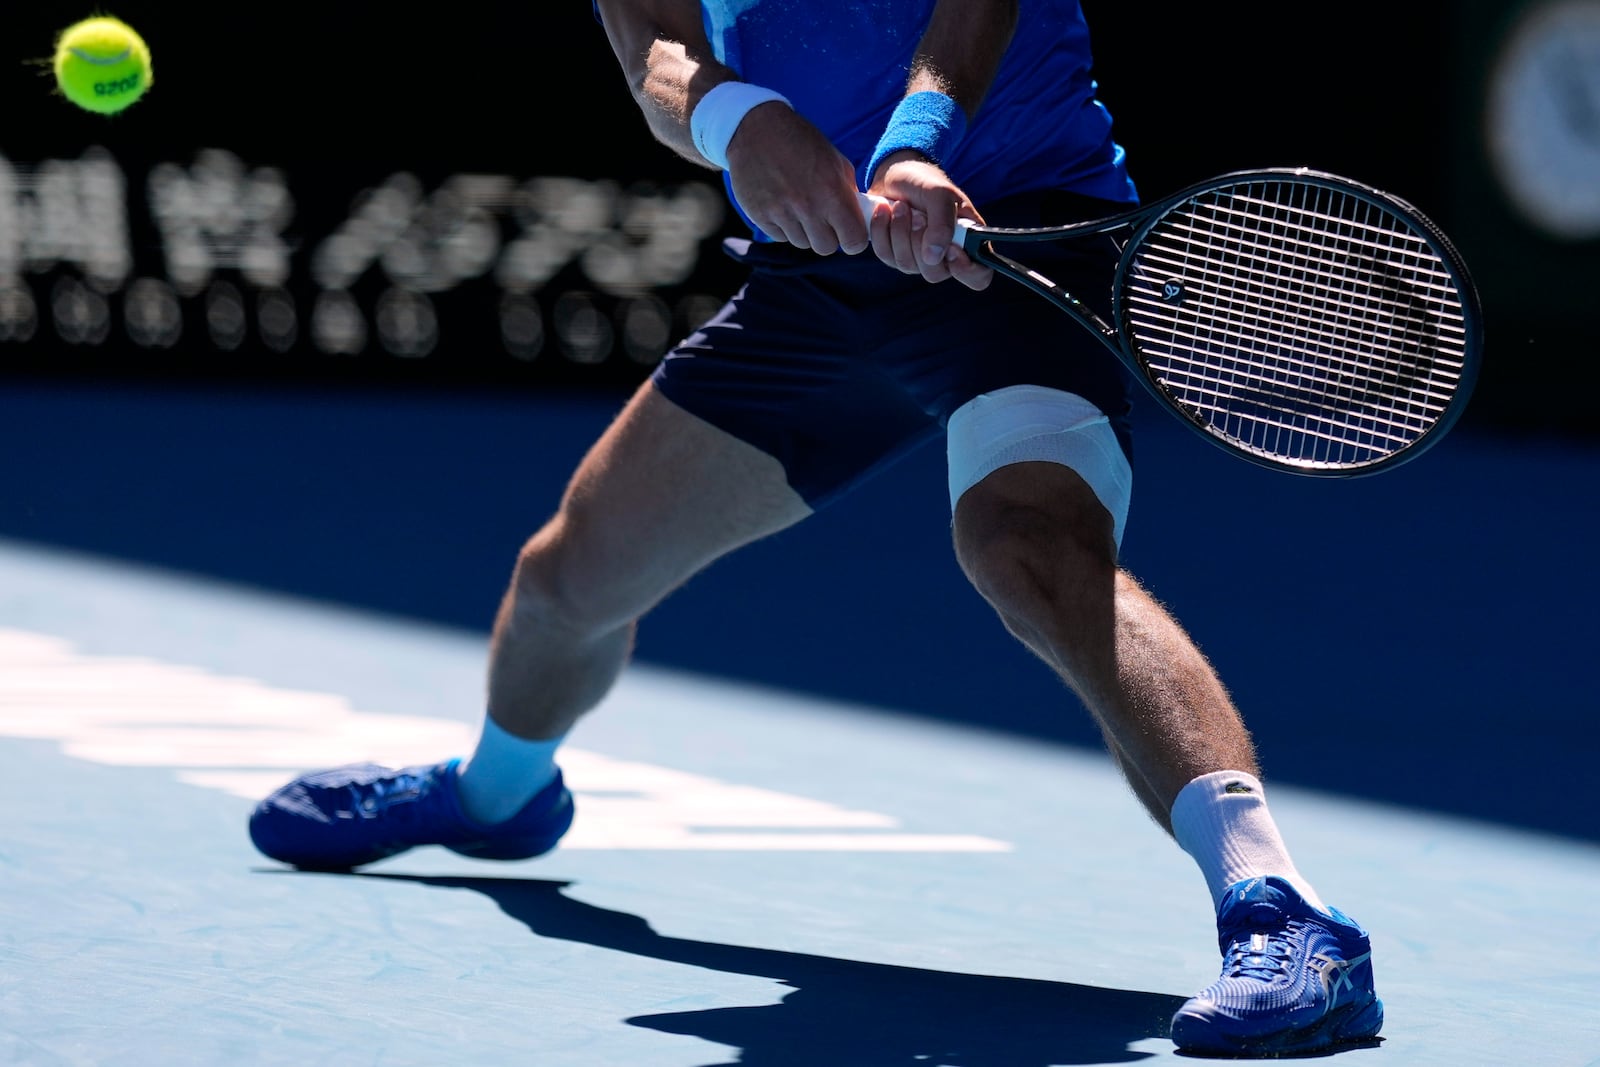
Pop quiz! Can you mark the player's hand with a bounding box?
[724,104,871,256]
[866,154,992,290]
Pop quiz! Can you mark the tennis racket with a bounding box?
[861,168,1483,476]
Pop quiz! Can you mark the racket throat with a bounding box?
[986,248,1119,350]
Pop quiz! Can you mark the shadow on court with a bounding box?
[354,872,1184,1066]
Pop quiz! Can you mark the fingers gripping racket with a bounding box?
[862,168,1483,476]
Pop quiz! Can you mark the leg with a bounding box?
[952,458,1323,900]
[952,457,1381,1056]
[485,379,811,741]
[248,378,812,870]
[951,460,1257,828]
[941,385,1256,827]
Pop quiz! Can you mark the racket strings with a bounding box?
[1138,221,1468,346]
[1128,271,1462,409]
[1184,191,1459,402]
[1129,297,1464,418]
[1162,197,1461,382]
[1123,180,1471,468]
[1159,202,1466,306]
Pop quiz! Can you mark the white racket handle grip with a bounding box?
[857,191,890,222]
[856,192,978,251]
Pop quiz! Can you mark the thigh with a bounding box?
[534,379,813,626]
[652,263,940,509]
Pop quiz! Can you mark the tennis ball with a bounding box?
[53,16,153,115]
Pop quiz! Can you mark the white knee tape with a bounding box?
[946,385,1133,548]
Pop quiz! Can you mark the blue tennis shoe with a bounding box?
[1170,875,1383,1056]
[249,758,574,871]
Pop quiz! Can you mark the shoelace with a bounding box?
[1221,920,1302,982]
[350,771,430,821]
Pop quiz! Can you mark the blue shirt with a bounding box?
[699,0,1137,231]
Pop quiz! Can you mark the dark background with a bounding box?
[3,4,1597,843]
[3,1,1595,425]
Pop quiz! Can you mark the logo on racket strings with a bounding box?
[1161,278,1187,303]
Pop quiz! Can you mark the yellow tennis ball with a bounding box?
[53,16,153,115]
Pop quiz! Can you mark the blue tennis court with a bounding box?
[3,391,1598,1066]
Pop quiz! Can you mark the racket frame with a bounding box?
[945,167,1484,477]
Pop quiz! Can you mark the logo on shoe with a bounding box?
[1310,950,1371,1001]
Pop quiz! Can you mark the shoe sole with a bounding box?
[1171,995,1383,1056]
[447,789,575,861]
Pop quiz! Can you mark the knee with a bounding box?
[953,466,1117,623]
[505,511,645,637]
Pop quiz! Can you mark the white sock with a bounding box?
[454,715,563,826]
[1169,770,1328,914]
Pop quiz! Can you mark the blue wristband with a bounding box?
[860,90,969,189]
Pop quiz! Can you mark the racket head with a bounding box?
[1112,168,1483,476]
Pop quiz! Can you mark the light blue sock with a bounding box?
[454,715,563,826]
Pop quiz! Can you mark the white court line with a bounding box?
[0,627,1008,852]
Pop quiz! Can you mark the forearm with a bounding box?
[862,0,1016,287]
[905,0,1019,115]
[863,0,1018,190]
[599,0,865,253]
[594,0,738,167]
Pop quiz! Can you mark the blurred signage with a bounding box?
[0,144,735,382]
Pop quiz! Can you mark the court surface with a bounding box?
[3,536,1598,1067]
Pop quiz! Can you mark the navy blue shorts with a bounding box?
[651,190,1137,509]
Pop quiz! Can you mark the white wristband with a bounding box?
[689,81,792,170]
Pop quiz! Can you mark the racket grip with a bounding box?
[858,191,890,224]
[856,192,977,251]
